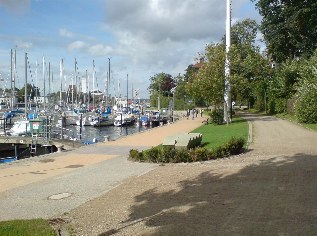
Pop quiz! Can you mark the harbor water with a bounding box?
[61,123,152,143]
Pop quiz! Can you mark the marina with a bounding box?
[0,109,177,161]
[0,49,177,163]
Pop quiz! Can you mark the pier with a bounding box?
[0,136,83,160]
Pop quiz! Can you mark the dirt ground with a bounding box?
[60,114,317,235]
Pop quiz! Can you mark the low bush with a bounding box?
[223,137,245,155]
[129,137,245,163]
[209,109,224,125]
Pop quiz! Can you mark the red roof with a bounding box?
[192,58,204,69]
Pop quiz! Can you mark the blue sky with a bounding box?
[0,0,261,98]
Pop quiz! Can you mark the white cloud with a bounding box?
[102,0,255,71]
[59,28,74,38]
[88,44,113,57]
[67,41,88,51]
[67,40,113,57]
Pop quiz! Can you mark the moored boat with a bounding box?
[114,113,135,127]
[7,120,31,136]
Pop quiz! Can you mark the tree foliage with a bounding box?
[253,0,317,62]
[148,72,176,96]
[186,43,225,108]
[294,50,317,123]
[17,83,36,102]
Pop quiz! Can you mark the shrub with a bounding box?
[223,137,245,155]
[143,146,161,163]
[129,149,143,161]
[209,109,224,125]
[211,146,225,159]
[129,136,245,163]
[295,82,317,123]
[189,147,210,162]
[160,147,177,163]
[174,148,190,163]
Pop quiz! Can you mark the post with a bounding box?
[15,144,19,160]
[172,91,175,122]
[79,113,82,140]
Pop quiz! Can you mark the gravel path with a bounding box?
[60,114,317,235]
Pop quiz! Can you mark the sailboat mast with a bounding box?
[75,58,78,105]
[126,73,128,111]
[10,49,13,109]
[85,69,88,110]
[107,58,110,106]
[43,56,46,111]
[93,60,95,110]
[24,53,27,118]
[35,60,38,112]
[60,59,63,107]
[48,62,51,102]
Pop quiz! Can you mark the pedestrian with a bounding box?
[192,109,194,120]
[200,109,203,117]
[196,109,198,117]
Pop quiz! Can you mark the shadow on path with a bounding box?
[101,153,317,235]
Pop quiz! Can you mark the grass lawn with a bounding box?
[191,116,249,149]
[0,219,55,236]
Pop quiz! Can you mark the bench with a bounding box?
[202,118,209,125]
[163,133,202,150]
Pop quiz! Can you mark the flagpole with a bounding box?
[224,0,231,124]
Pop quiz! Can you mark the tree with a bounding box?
[148,73,176,96]
[227,19,271,111]
[229,18,259,48]
[252,0,317,62]
[17,83,35,102]
[294,49,317,122]
[186,43,226,109]
[148,73,176,108]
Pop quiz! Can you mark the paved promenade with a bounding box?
[0,116,205,221]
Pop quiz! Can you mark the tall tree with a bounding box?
[148,73,176,96]
[252,0,317,62]
[186,43,226,108]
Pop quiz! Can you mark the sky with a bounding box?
[0,0,262,99]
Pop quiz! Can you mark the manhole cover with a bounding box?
[48,192,72,200]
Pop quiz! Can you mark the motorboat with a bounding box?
[139,115,150,126]
[93,113,115,127]
[58,110,79,126]
[8,120,30,136]
[114,113,135,127]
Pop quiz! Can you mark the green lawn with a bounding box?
[0,219,55,236]
[191,117,249,149]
